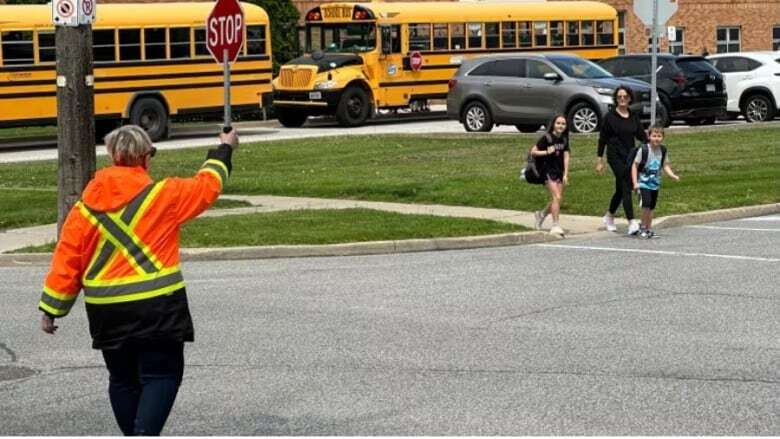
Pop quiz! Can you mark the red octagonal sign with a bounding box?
[409,51,423,72]
[206,0,245,64]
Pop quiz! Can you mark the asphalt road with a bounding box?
[1,215,778,435]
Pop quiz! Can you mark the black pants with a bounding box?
[608,159,635,220]
[102,342,185,436]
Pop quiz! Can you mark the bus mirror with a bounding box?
[381,26,392,55]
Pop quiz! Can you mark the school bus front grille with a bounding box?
[279,68,314,89]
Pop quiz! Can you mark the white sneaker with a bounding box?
[627,219,641,236]
[549,225,565,236]
[603,214,617,232]
[534,210,546,230]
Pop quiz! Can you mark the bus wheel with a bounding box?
[130,98,168,142]
[276,108,308,128]
[336,86,370,127]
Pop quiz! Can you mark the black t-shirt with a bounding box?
[597,110,648,163]
[536,133,569,175]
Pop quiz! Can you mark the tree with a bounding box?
[246,0,300,73]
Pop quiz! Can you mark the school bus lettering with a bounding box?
[323,7,352,19]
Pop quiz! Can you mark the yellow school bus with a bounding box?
[272,1,618,127]
[0,2,272,141]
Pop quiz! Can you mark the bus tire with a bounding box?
[336,86,370,127]
[276,108,308,127]
[129,97,168,142]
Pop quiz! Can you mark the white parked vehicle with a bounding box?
[708,52,780,122]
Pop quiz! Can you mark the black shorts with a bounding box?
[639,188,659,210]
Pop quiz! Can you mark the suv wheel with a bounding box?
[515,124,540,133]
[462,101,493,132]
[568,102,599,133]
[743,94,775,123]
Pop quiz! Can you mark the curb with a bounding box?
[0,231,561,267]
[654,203,780,230]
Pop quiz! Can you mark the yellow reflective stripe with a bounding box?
[78,203,146,276]
[94,245,118,280]
[39,301,68,316]
[43,285,74,301]
[204,159,229,176]
[128,181,165,230]
[84,281,185,305]
[106,210,163,271]
[82,265,181,288]
[198,168,224,188]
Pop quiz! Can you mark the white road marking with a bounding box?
[686,225,780,232]
[536,244,780,263]
[740,215,780,222]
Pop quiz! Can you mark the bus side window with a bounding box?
[247,25,266,55]
[467,23,482,49]
[518,22,532,48]
[93,29,116,62]
[1,31,34,65]
[566,21,580,47]
[581,21,595,46]
[144,28,166,60]
[409,23,431,51]
[450,23,465,50]
[597,20,614,45]
[550,21,564,47]
[485,22,500,49]
[194,27,209,56]
[533,21,548,47]
[170,27,190,59]
[501,22,516,49]
[38,31,56,63]
[433,24,448,51]
[119,29,141,61]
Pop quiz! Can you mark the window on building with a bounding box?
[144,28,166,60]
[1,31,34,65]
[409,23,431,51]
[773,25,780,51]
[566,21,580,46]
[581,21,594,46]
[119,29,141,61]
[247,25,266,55]
[550,21,564,47]
[485,22,500,48]
[450,23,465,50]
[194,27,209,56]
[716,26,740,53]
[38,31,56,63]
[597,20,614,45]
[668,27,684,55]
[170,27,190,59]
[534,21,548,47]
[618,11,626,54]
[502,22,516,48]
[518,21,532,47]
[467,23,482,49]
[93,29,116,62]
[433,24,448,50]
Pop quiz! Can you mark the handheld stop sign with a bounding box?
[206,0,245,130]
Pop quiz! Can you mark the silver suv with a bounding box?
[447,53,658,133]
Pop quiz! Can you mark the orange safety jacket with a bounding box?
[38,144,232,348]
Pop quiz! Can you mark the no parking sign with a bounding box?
[52,0,95,27]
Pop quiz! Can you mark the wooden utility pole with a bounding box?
[55,24,95,234]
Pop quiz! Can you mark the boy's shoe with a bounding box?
[534,210,545,230]
[549,225,565,236]
[602,214,617,232]
[646,229,657,239]
[627,220,641,236]
[639,229,651,239]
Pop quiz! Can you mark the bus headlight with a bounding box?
[314,80,338,90]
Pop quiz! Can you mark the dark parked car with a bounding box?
[598,54,727,126]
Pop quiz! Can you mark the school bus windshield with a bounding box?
[307,23,376,53]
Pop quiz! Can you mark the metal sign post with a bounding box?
[650,0,658,127]
[223,49,231,129]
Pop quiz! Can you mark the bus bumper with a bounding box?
[272,90,342,115]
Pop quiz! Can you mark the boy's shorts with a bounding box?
[639,188,659,210]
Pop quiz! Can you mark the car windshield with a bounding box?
[307,23,376,53]
[550,57,613,79]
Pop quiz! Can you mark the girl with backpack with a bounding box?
[530,114,570,236]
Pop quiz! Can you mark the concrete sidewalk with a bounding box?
[0,195,604,254]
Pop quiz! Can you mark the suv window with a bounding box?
[676,58,719,74]
[622,58,651,76]
[469,61,495,76]
[599,58,618,73]
[468,59,524,77]
[526,60,554,78]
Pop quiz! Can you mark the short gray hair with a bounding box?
[105,125,154,167]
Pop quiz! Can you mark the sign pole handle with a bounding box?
[650,0,658,127]
[223,48,231,131]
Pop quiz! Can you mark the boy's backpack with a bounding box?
[627,144,667,173]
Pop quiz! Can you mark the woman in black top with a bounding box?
[596,86,647,234]
[531,114,570,236]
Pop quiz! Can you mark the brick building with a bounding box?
[290,0,780,53]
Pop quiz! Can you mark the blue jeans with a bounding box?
[102,342,184,436]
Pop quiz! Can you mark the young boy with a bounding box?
[631,125,680,239]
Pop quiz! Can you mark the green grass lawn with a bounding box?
[0,126,58,139]
[1,126,778,233]
[11,208,528,252]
